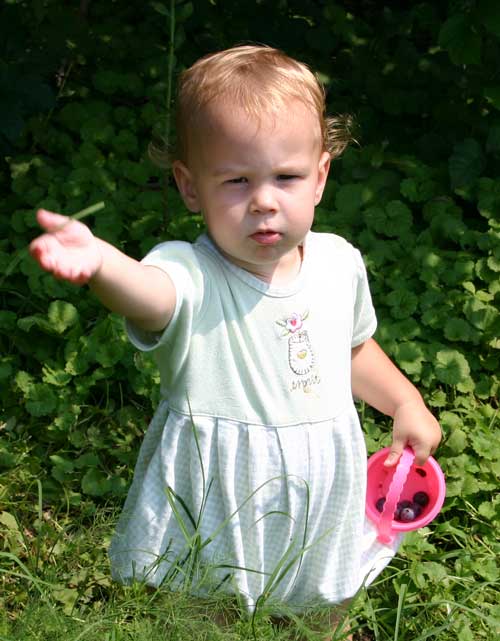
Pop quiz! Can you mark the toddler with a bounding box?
[30,45,441,614]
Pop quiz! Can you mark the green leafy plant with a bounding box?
[1,1,499,640]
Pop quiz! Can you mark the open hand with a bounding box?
[29,209,103,285]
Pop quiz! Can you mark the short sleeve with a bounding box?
[125,240,205,352]
[351,248,377,347]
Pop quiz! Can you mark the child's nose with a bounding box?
[249,185,278,214]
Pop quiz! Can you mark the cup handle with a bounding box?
[377,447,415,544]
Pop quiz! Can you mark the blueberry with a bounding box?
[399,506,417,522]
[396,502,423,522]
[412,503,423,518]
[394,500,412,520]
[375,497,386,512]
[413,491,430,507]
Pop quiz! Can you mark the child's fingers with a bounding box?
[412,438,440,466]
[383,450,401,467]
[36,209,71,232]
[383,438,406,467]
[29,235,56,270]
[29,235,72,279]
[41,254,90,284]
[384,439,436,468]
[413,447,432,467]
[30,225,100,285]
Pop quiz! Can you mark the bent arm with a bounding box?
[351,338,442,465]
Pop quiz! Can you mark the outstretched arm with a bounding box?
[30,209,175,332]
[351,338,442,466]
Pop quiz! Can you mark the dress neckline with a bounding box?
[195,233,311,297]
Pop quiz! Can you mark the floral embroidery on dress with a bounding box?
[276,310,309,337]
[284,311,304,334]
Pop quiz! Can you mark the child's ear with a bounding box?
[314,151,331,206]
[172,161,201,212]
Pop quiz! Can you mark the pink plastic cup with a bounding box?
[366,446,446,544]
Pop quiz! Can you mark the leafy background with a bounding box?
[0,1,499,639]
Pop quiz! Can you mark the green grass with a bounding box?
[1,404,499,640]
[0,483,498,641]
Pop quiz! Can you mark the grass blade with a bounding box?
[165,486,195,545]
[394,582,408,641]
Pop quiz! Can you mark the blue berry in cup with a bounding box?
[375,497,386,512]
[394,500,412,521]
[413,491,430,507]
[399,506,417,522]
[396,502,423,522]
[412,503,423,518]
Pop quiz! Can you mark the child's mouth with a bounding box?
[250,231,282,245]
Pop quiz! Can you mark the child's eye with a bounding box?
[277,174,299,181]
[226,177,247,184]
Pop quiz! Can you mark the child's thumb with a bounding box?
[36,209,71,232]
[383,441,405,467]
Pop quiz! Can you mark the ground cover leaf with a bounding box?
[0,357,14,382]
[17,314,54,334]
[470,431,499,460]
[434,349,471,385]
[81,468,111,496]
[394,341,426,377]
[334,183,366,217]
[449,139,485,189]
[25,384,58,416]
[439,14,482,65]
[464,298,498,331]
[42,365,73,387]
[444,318,477,343]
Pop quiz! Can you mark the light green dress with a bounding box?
[109,232,401,611]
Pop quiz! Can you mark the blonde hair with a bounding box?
[151,45,353,166]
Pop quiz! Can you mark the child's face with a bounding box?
[173,100,330,283]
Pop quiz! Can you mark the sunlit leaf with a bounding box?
[47,300,79,334]
[446,428,468,453]
[42,365,73,387]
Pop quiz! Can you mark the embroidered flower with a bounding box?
[285,312,303,333]
[276,310,309,336]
